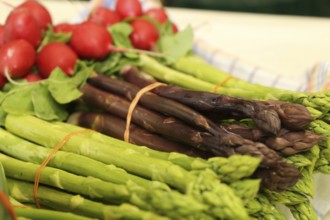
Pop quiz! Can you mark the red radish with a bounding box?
[171,22,178,33]
[144,8,168,24]
[70,22,112,60]
[129,19,159,50]
[4,7,42,48]
[17,0,52,31]
[24,72,42,82]
[88,7,121,26]
[0,74,7,89]
[53,23,78,34]
[115,0,142,19]
[0,39,36,79]
[37,42,78,78]
[0,25,4,48]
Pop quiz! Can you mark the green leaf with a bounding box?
[38,26,72,52]
[48,62,92,104]
[1,84,38,116]
[92,53,141,76]
[0,61,91,123]
[108,22,138,58]
[157,25,194,63]
[94,52,123,75]
[159,20,176,36]
[32,86,68,121]
[109,22,133,48]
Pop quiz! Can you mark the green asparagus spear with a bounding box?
[263,189,308,205]
[15,207,95,220]
[0,127,151,188]
[172,53,275,94]
[0,161,14,220]
[139,54,259,98]
[207,155,260,183]
[1,153,208,219]
[247,194,286,220]
[287,201,318,220]
[230,179,261,204]
[172,53,330,107]
[8,178,169,220]
[59,119,261,182]
[5,114,251,220]
[68,112,209,158]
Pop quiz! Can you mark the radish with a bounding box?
[0,39,36,79]
[24,72,42,82]
[171,22,178,33]
[53,23,78,34]
[129,18,159,50]
[144,8,168,24]
[88,6,121,27]
[0,25,4,48]
[4,7,42,48]
[0,74,7,89]
[115,0,143,19]
[70,22,112,60]
[37,42,78,78]
[17,0,52,31]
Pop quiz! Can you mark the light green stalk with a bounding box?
[171,53,330,115]
[54,121,210,171]
[139,54,257,98]
[8,178,168,220]
[230,179,261,204]
[246,194,286,220]
[0,153,206,219]
[14,207,95,220]
[56,121,261,182]
[287,201,318,220]
[172,53,276,94]
[0,127,150,188]
[308,120,330,173]
[5,114,250,220]
[15,208,91,220]
[207,155,261,183]
[0,161,13,220]
[263,189,308,205]
[0,153,129,202]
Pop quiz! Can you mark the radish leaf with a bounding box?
[157,25,193,63]
[38,26,71,52]
[48,61,92,104]
[32,86,68,121]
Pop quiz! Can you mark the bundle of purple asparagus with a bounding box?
[64,66,324,191]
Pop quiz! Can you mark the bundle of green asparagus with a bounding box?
[1,114,271,220]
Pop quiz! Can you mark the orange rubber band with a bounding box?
[0,191,17,220]
[210,76,234,93]
[33,129,92,208]
[124,82,165,142]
